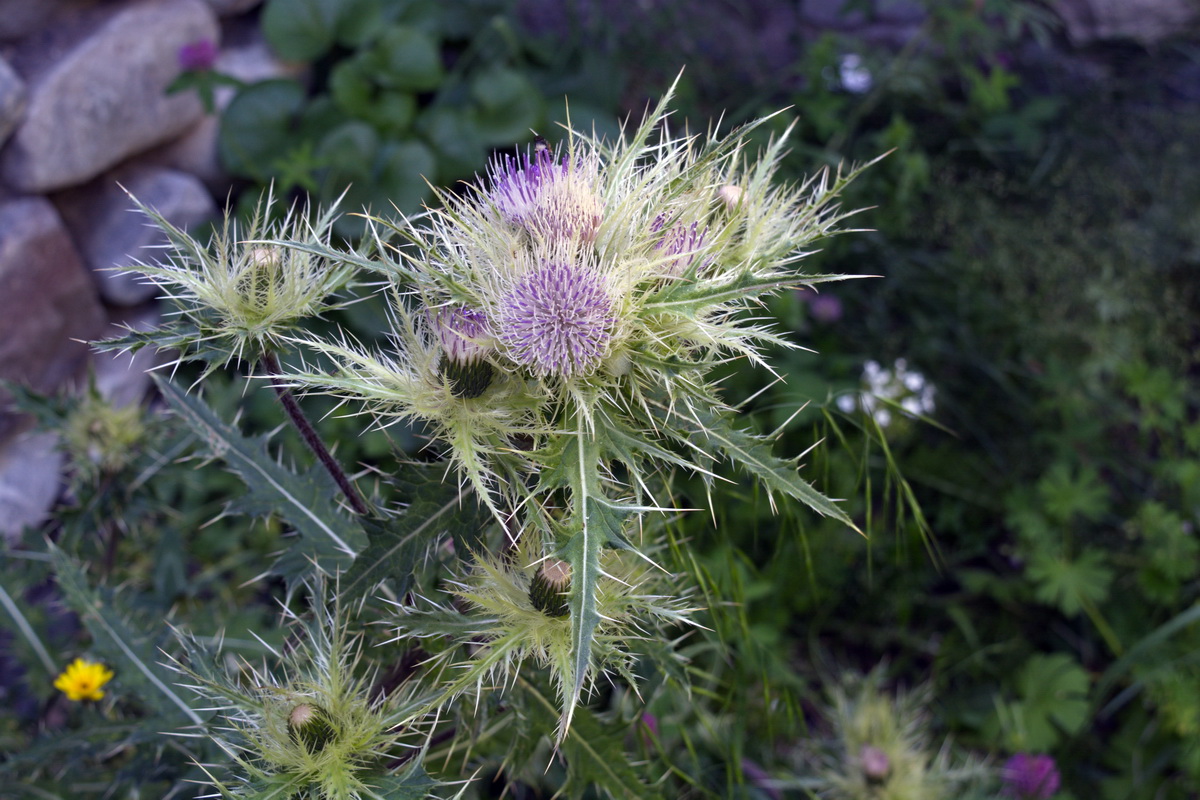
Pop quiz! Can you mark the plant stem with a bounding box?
[259,351,371,516]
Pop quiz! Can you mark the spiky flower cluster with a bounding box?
[393,536,694,739]
[119,189,357,370]
[812,670,991,800]
[286,83,871,734]
[171,598,434,800]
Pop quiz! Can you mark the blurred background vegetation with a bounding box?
[4,0,1199,797]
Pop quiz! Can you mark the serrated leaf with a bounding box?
[339,464,483,602]
[522,680,661,799]
[689,405,857,531]
[1015,653,1090,748]
[49,545,204,725]
[153,375,367,571]
[1027,547,1113,617]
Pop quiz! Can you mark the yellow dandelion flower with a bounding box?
[54,658,114,702]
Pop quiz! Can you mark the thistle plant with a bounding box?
[169,592,439,799]
[281,84,873,732]
[82,81,876,796]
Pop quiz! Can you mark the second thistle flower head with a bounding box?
[116,189,357,369]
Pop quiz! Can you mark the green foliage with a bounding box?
[220,0,621,239]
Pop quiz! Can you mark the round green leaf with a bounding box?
[335,0,387,48]
[325,139,435,239]
[329,59,375,117]
[375,26,444,91]
[316,122,379,179]
[415,107,485,185]
[218,79,307,180]
[261,0,342,62]
[470,68,544,146]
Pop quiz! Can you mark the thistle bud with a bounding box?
[288,702,336,753]
[432,306,495,398]
[718,184,744,211]
[860,744,891,784]
[528,559,571,617]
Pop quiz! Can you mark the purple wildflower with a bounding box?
[1002,753,1060,799]
[179,39,218,72]
[497,261,614,378]
[859,745,891,782]
[431,305,494,398]
[431,305,491,365]
[654,219,709,277]
[488,144,602,243]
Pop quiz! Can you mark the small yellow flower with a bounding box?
[54,658,114,702]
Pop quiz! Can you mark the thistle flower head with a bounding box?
[495,258,615,378]
[118,188,357,369]
[430,305,492,366]
[488,141,603,244]
[652,216,710,277]
[61,389,146,483]
[813,669,990,800]
[170,590,434,799]
[394,537,695,737]
[54,658,114,702]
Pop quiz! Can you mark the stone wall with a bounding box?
[0,0,269,541]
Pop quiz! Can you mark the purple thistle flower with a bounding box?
[431,305,491,365]
[1002,753,1060,799]
[497,261,614,378]
[654,219,709,277]
[179,39,218,72]
[488,143,602,243]
[431,305,493,398]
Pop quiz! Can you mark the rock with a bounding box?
[145,31,297,189]
[1056,0,1200,45]
[95,305,166,409]
[0,0,220,193]
[0,0,78,42]
[0,56,25,148]
[54,165,216,306]
[0,197,106,441]
[0,431,64,544]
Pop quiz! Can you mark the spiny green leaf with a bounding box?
[687,404,857,531]
[523,679,662,800]
[154,374,367,571]
[555,417,634,738]
[338,464,483,602]
[49,544,204,725]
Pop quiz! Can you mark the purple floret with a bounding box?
[497,261,614,377]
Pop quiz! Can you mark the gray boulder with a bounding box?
[0,431,64,544]
[54,165,216,306]
[0,56,26,149]
[0,197,105,441]
[0,0,220,193]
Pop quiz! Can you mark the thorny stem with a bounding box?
[259,351,371,516]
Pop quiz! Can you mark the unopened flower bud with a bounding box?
[718,184,744,211]
[860,745,891,783]
[528,559,571,617]
[288,702,335,753]
[432,306,495,398]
